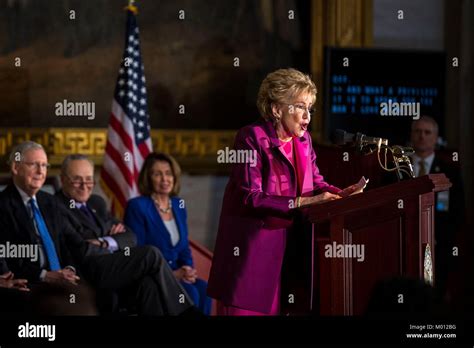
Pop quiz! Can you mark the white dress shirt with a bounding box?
[14,184,47,272]
[163,218,180,247]
[14,185,77,279]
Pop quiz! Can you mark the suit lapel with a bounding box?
[430,154,441,174]
[58,190,103,238]
[148,197,180,248]
[263,119,309,195]
[293,136,310,195]
[265,121,295,169]
[8,186,36,243]
[72,208,102,238]
[87,202,107,236]
[171,198,184,246]
[263,120,297,177]
[147,197,170,245]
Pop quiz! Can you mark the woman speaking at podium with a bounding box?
[207,68,342,315]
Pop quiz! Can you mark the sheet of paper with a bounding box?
[338,176,369,198]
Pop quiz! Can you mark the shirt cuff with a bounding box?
[65,265,76,273]
[39,269,48,281]
[103,236,119,252]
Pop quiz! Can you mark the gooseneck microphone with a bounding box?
[331,129,388,147]
[331,130,415,180]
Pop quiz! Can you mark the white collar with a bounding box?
[75,202,86,209]
[412,152,435,167]
[14,184,36,206]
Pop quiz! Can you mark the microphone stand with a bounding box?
[359,141,415,181]
[336,129,415,180]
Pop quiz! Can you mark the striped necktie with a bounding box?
[79,204,97,225]
[418,160,427,177]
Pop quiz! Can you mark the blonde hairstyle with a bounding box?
[138,152,181,197]
[257,68,317,121]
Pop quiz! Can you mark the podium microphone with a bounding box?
[331,129,388,147]
[331,129,355,145]
[392,145,415,156]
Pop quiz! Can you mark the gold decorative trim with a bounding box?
[362,0,373,47]
[423,243,433,285]
[1,2,374,173]
[311,0,373,143]
[311,0,325,143]
[0,128,236,173]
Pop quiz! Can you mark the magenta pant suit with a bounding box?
[207,119,340,315]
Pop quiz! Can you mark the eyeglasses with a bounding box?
[66,176,95,187]
[21,161,50,171]
[281,103,315,116]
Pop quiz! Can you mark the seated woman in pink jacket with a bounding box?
[207,68,342,315]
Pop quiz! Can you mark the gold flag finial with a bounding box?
[124,0,138,14]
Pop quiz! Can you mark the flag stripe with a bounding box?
[109,101,141,183]
[102,151,137,197]
[109,111,134,154]
[100,169,127,208]
[104,140,135,188]
[137,139,151,162]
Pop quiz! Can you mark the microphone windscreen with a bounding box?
[393,146,415,156]
[331,129,348,145]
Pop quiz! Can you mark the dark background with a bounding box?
[323,47,446,145]
[0,0,311,129]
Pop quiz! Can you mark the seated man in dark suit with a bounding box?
[0,141,196,316]
[56,154,135,253]
[55,154,140,312]
[410,116,466,299]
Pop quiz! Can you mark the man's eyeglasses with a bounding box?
[281,103,315,116]
[66,176,95,187]
[21,161,50,171]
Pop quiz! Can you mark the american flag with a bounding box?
[100,5,152,218]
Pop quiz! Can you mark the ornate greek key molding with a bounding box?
[0,128,236,173]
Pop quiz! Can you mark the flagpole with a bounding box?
[125,0,138,14]
[102,0,151,218]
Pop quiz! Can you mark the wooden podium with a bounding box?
[282,174,451,316]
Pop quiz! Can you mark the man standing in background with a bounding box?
[410,116,465,300]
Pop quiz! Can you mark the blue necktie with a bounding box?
[79,204,98,226]
[29,198,61,271]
